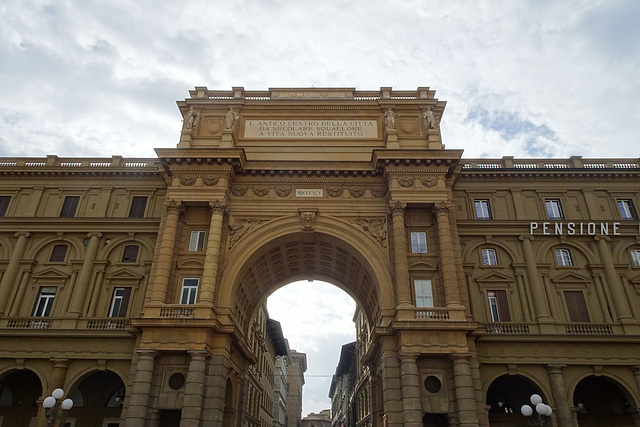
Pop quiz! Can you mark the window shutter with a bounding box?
[564,291,590,322]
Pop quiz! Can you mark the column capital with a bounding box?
[135,349,158,358]
[397,352,419,361]
[546,364,566,373]
[163,199,184,215]
[14,231,31,238]
[188,349,212,360]
[519,235,534,242]
[209,199,228,214]
[389,201,406,214]
[86,232,103,239]
[433,200,455,215]
[594,235,611,242]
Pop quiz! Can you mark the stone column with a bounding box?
[434,201,462,307]
[126,350,157,427]
[595,236,632,320]
[199,200,227,304]
[516,273,532,322]
[181,350,210,427]
[379,351,403,427]
[61,269,79,313]
[0,232,30,315]
[149,200,182,305]
[519,236,552,322]
[399,353,422,427]
[88,269,106,317]
[9,267,32,316]
[35,359,70,427]
[542,274,559,319]
[202,353,232,425]
[465,273,482,319]
[547,365,575,427]
[622,275,640,319]
[452,355,479,427]
[389,202,412,308]
[68,232,102,316]
[593,273,613,322]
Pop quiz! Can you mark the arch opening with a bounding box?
[229,231,383,335]
[573,375,636,426]
[486,374,547,426]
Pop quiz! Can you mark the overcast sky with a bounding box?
[2,0,639,417]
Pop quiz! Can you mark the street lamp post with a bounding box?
[520,394,552,426]
[42,388,74,426]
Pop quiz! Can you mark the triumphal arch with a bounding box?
[134,86,479,427]
[3,86,640,427]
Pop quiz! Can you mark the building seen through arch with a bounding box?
[1,86,640,426]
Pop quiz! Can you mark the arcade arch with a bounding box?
[218,215,394,334]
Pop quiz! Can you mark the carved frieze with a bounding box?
[420,177,437,187]
[253,187,269,197]
[180,175,196,186]
[202,175,220,186]
[231,186,248,196]
[398,177,415,188]
[327,187,344,197]
[275,187,292,197]
[349,187,365,198]
[370,187,388,198]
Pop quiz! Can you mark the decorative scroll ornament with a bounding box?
[252,187,269,197]
[354,217,387,247]
[231,186,248,196]
[275,187,292,197]
[228,218,269,248]
[420,177,437,188]
[327,187,344,197]
[371,187,388,198]
[202,175,220,186]
[299,209,318,232]
[349,187,365,198]
[398,177,415,187]
[180,175,196,186]
[433,200,455,215]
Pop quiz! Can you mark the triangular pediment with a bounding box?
[105,268,144,281]
[475,271,514,283]
[551,271,591,284]
[31,267,70,280]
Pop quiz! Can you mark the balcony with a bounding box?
[481,322,624,335]
[0,317,131,331]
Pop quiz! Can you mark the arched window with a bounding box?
[481,248,498,266]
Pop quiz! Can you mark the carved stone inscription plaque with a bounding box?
[244,120,378,139]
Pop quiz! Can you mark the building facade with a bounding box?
[0,86,639,427]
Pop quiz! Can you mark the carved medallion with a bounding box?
[180,175,196,186]
[398,177,415,187]
[327,187,344,197]
[202,175,220,186]
[349,187,365,198]
[231,186,247,196]
[275,187,292,197]
[420,177,437,187]
[253,187,269,197]
[371,187,388,198]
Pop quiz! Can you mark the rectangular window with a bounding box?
[481,248,498,266]
[0,196,10,217]
[487,290,511,322]
[108,288,131,317]
[33,287,56,316]
[180,278,199,305]
[60,196,80,217]
[555,249,573,266]
[188,231,206,251]
[50,245,68,262]
[128,196,148,218]
[474,200,492,220]
[545,200,564,219]
[617,200,637,220]
[564,290,590,322]
[631,249,640,267]
[410,232,427,253]
[121,245,139,263]
[414,279,434,308]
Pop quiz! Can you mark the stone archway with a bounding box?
[0,369,42,427]
[573,376,638,427]
[217,215,394,335]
